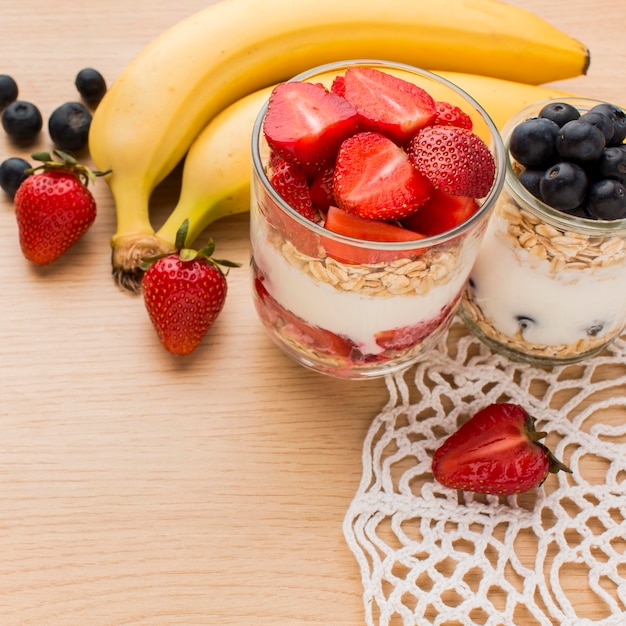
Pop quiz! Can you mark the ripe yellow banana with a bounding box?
[89,0,589,291]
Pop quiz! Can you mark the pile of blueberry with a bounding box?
[509,100,626,220]
[0,68,107,198]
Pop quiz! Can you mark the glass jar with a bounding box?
[250,60,506,379]
[461,98,626,365]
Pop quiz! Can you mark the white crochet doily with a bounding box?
[344,317,626,626]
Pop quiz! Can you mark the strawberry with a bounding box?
[407,125,496,198]
[309,164,335,212]
[340,67,437,145]
[263,81,358,166]
[140,220,240,356]
[432,403,571,496]
[434,100,473,130]
[375,297,458,351]
[268,153,316,220]
[333,131,432,221]
[265,153,320,256]
[13,150,106,265]
[323,205,425,264]
[401,189,479,236]
[253,272,358,361]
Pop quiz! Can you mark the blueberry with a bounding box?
[515,315,536,331]
[0,74,18,109]
[0,157,31,198]
[539,101,580,127]
[48,101,92,151]
[556,120,605,163]
[579,111,615,145]
[589,103,626,146]
[586,179,626,220]
[519,168,544,199]
[1,100,43,142]
[75,68,107,105]
[586,323,604,337]
[540,161,588,211]
[509,117,559,168]
[596,146,626,184]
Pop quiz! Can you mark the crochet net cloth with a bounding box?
[343,317,626,626]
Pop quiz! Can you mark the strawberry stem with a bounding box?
[28,149,111,186]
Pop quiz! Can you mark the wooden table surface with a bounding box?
[0,1,624,624]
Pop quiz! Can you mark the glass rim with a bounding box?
[251,59,507,251]
[502,96,626,235]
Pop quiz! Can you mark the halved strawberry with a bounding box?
[333,131,432,222]
[323,205,425,264]
[265,154,320,256]
[401,189,479,236]
[253,272,358,361]
[268,153,315,220]
[407,125,496,198]
[263,81,358,166]
[309,164,335,212]
[375,297,458,351]
[434,101,473,130]
[341,67,437,145]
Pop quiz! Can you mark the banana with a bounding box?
[89,0,589,291]
[155,86,275,248]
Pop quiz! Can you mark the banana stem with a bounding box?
[108,182,173,293]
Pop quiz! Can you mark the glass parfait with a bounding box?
[250,60,506,379]
[461,98,626,365]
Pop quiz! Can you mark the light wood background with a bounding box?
[0,1,624,624]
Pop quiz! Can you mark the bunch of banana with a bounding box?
[88,0,590,292]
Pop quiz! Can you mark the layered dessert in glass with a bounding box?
[250,60,505,378]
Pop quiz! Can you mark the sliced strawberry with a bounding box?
[401,189,479,236]
[330,75,346,98]
[341,67,437,145]
[253,272,358,361]
[333,131,432,222]
[264,154,320,257]
[323,205,425,264]
[375,297,458,351]
[434,101,473,130]
[407,125,496,198]
[263,81,358,166]
[432,403,572,496]
[268,153,315,220]
[309,164,335,212]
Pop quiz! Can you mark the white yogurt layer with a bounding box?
[470,216,626,346]
[251,229,467,355]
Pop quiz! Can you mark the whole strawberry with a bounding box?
[14,150,106,265]
[140,220,240,356]
[432,403,571,496]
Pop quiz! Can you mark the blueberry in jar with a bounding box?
[589,103,626,146]
[1,100,43,142]
[596,146,626,184]
[586,179,626,220]
[538,101,580,127]
[509,117,559,168]
[48,101,92,151]
[539,161,588,212]
[518,167,544,199]
[579,111,615,145]
[556,119,606,163]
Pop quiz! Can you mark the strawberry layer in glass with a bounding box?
[250,61,505,378]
